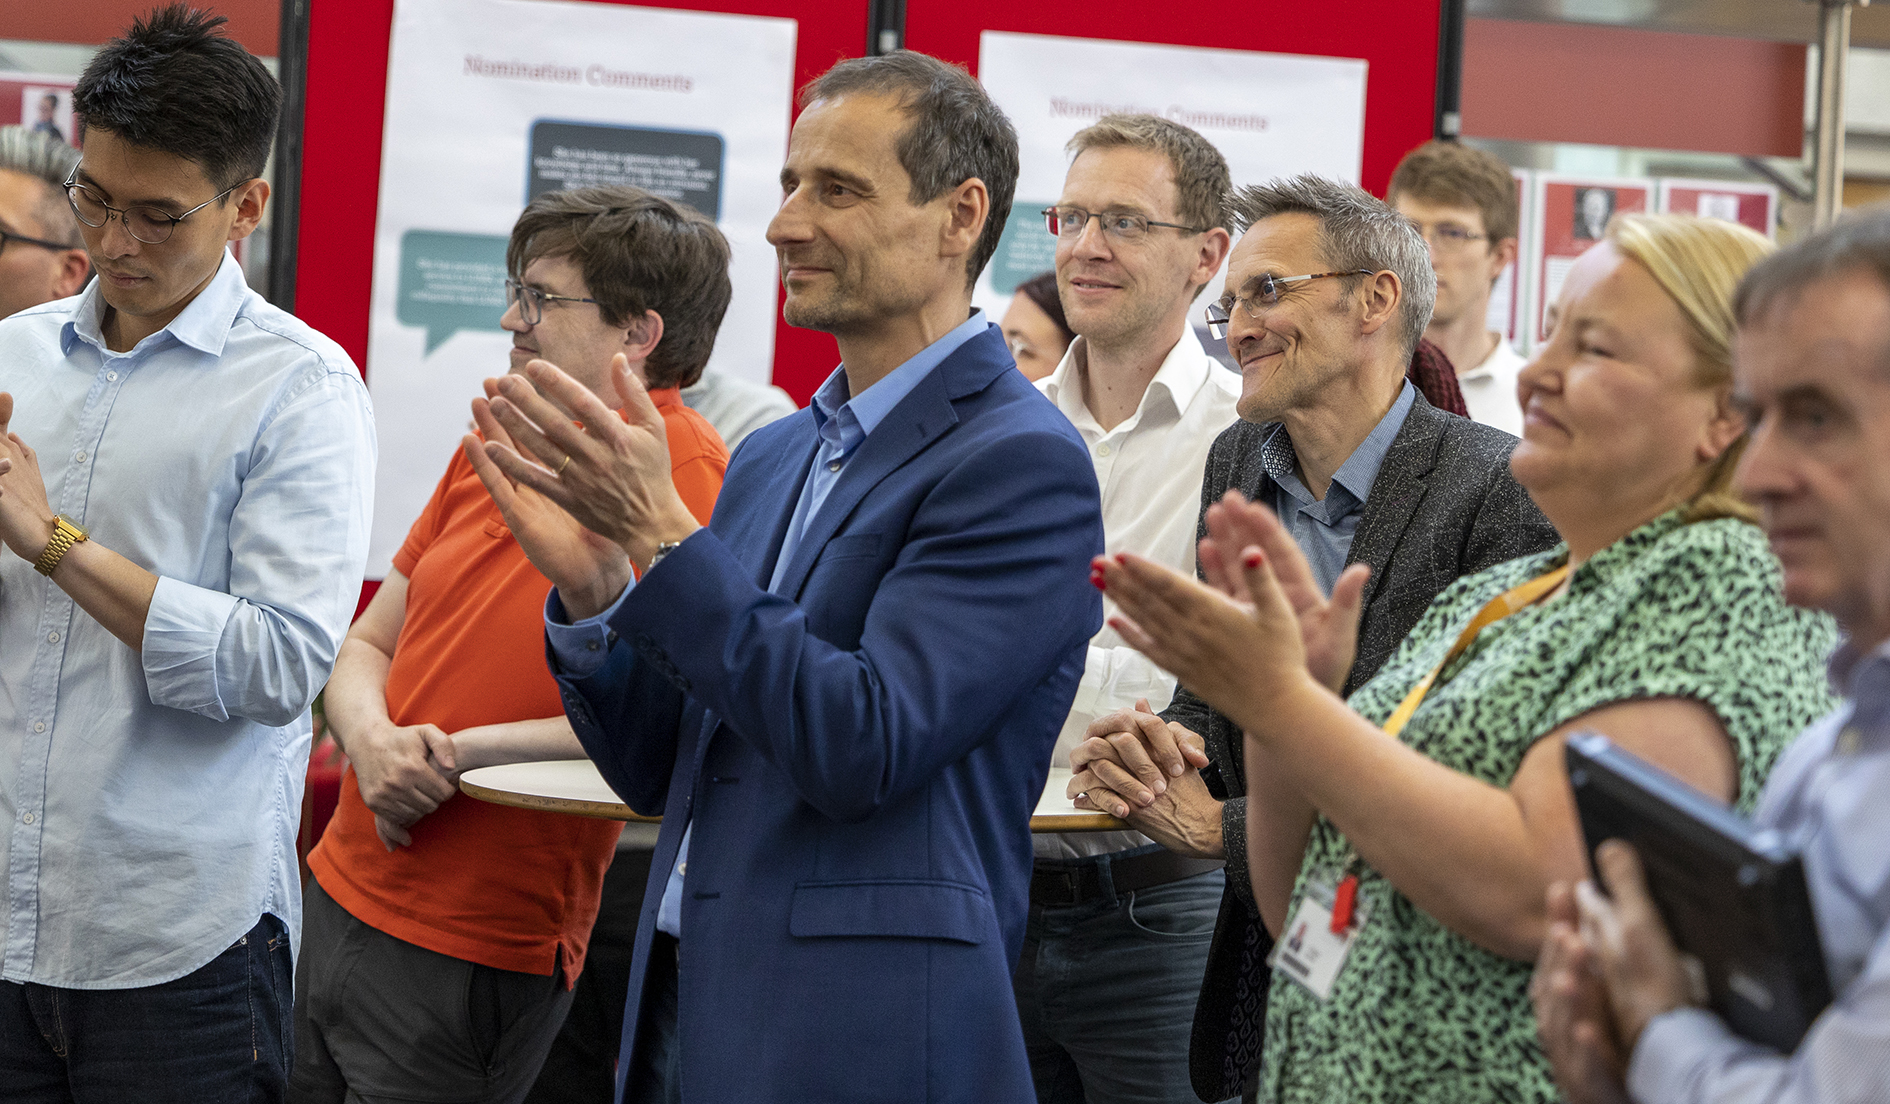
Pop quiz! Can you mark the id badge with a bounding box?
[1268,871,1367,1002]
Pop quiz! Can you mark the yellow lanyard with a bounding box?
[1379,563,1572,738]
[1326,563,1570,934]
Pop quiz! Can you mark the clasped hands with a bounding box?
[341,717,462,851]
[461,355,700,620]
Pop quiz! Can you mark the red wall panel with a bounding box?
[1461,18,1806,159]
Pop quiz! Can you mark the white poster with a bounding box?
[974,31,1368,325]
[365,0,796,575]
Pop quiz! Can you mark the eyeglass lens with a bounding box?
[1043,207,1152,242]
[67,184,181,245]
[504,280,544,324]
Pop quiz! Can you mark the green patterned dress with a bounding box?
[1261,510,1839,1104]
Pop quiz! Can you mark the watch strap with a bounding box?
[35,514,88,577]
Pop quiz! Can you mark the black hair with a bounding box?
[73,5,281,188]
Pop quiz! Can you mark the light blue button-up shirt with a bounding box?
[1627,639,1890,1103]
[547,310,989,938]
[1260,380,1414,594]
[0,252,376,987]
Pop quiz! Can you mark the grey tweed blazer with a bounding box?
[1165,394,1559,1102]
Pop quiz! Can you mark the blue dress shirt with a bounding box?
[1260,380,1415,594]
[1627,639,1890,1102]
[548,310,990,937]
[0,252,376,987]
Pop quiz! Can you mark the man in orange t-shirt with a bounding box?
[293,188,732,1104]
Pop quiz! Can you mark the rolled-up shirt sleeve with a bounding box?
[141,367,376,728]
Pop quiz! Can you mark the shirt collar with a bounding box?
[63,250,249,359]
[1261,379,1416,507]
[809,309,987,455]
[1041,328,1211,436]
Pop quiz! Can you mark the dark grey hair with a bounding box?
[1229,174,1437,358]
[1735,206,1890,340]
[0,125,82,247]
[802,51,1019,292]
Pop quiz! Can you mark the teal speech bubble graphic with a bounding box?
[397,230,511,354]
[987,200,1058,297]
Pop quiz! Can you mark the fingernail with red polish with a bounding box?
[1243,550,1263,569]
[1090,573,1107,591]
[1114,553,1128,565]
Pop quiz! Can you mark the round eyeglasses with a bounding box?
[503,278,599,326]
[1042,205,1208,243]
[63,172,247,245]
[1203,270,1374,340]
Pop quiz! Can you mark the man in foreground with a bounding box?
[0,125,87,319]
[0,8,375,1099]
[1532,209,1890,1104]
[1070,176,1555,1101]
[1016,112,1239,1104]
[293,186,730,1104]
[469,52,1102,1102]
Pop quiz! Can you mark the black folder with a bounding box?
[1565,731,1832,1052]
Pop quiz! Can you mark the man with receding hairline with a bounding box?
[468,51,1102,1103]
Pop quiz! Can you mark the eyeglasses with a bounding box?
[1203,270,1373,340]
[0,226,75,256]
[1411,223,1489,252]
[504,277,599,326]
[1042,205,1208,243]
[63,172,245,245]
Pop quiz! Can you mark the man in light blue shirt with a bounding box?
[0,12,374,1102]
[1533,209,1890,1104]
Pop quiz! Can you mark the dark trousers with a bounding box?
[623,931,681,1104]
[524,846,653,1104]
[290,878,572,1104]
[0,914,293,1104]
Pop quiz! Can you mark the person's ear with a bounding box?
[621,310,665,379]
[1355,270,1403,339]
[226,178,270,242]
[938,176,990,269]
[52,248,89,299]
[1193,228,1232,291]
[1488,236,1518,284]
[1698,384,1747,464]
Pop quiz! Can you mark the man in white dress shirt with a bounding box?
[1388,140,1527,436]
[1017,113,1240,1104]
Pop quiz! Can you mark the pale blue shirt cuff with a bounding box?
[544,579,635,678]
[1628,1007,1754,1103]
[140,575,246,723]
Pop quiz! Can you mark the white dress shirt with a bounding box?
[1458,335,1526,439]
[0,253,376,987]
[1033,328,1240,859]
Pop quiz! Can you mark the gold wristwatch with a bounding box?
[34,514,88,577]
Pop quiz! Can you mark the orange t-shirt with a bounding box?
[309,388,727,980]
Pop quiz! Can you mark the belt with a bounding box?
[1029,850,1224,908]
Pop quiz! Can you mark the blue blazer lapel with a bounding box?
[744,416,821,590]
[771,325,1013,599]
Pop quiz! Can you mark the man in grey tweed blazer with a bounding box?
[1068,177,1557,1102]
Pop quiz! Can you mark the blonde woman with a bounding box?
[1085,214,1839,1103]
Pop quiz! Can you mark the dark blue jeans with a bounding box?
[0,913,293,1104]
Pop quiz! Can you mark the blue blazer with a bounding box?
[555,324,1104,1104]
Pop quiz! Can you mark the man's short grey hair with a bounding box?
[0,126,83,247]
[1735,206,1890,335]
[1229,174,1436,358]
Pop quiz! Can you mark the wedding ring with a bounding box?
[557,454,572,475]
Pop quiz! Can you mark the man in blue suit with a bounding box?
[465,52,1105,1103]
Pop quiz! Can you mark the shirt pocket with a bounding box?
[788,879,990,944]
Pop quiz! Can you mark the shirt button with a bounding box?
[677,862,688,875]
[827,460,842,472]
[74,451,87,463]
[586,640,601,651]
[1095,443,1113,457]
[47,631,59,644]
[33,722,45,733]
[21,813,34,825]
[106,371,118,382]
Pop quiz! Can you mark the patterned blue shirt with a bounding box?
[1261,380,1415,594]
[1628,638,1890,1103]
